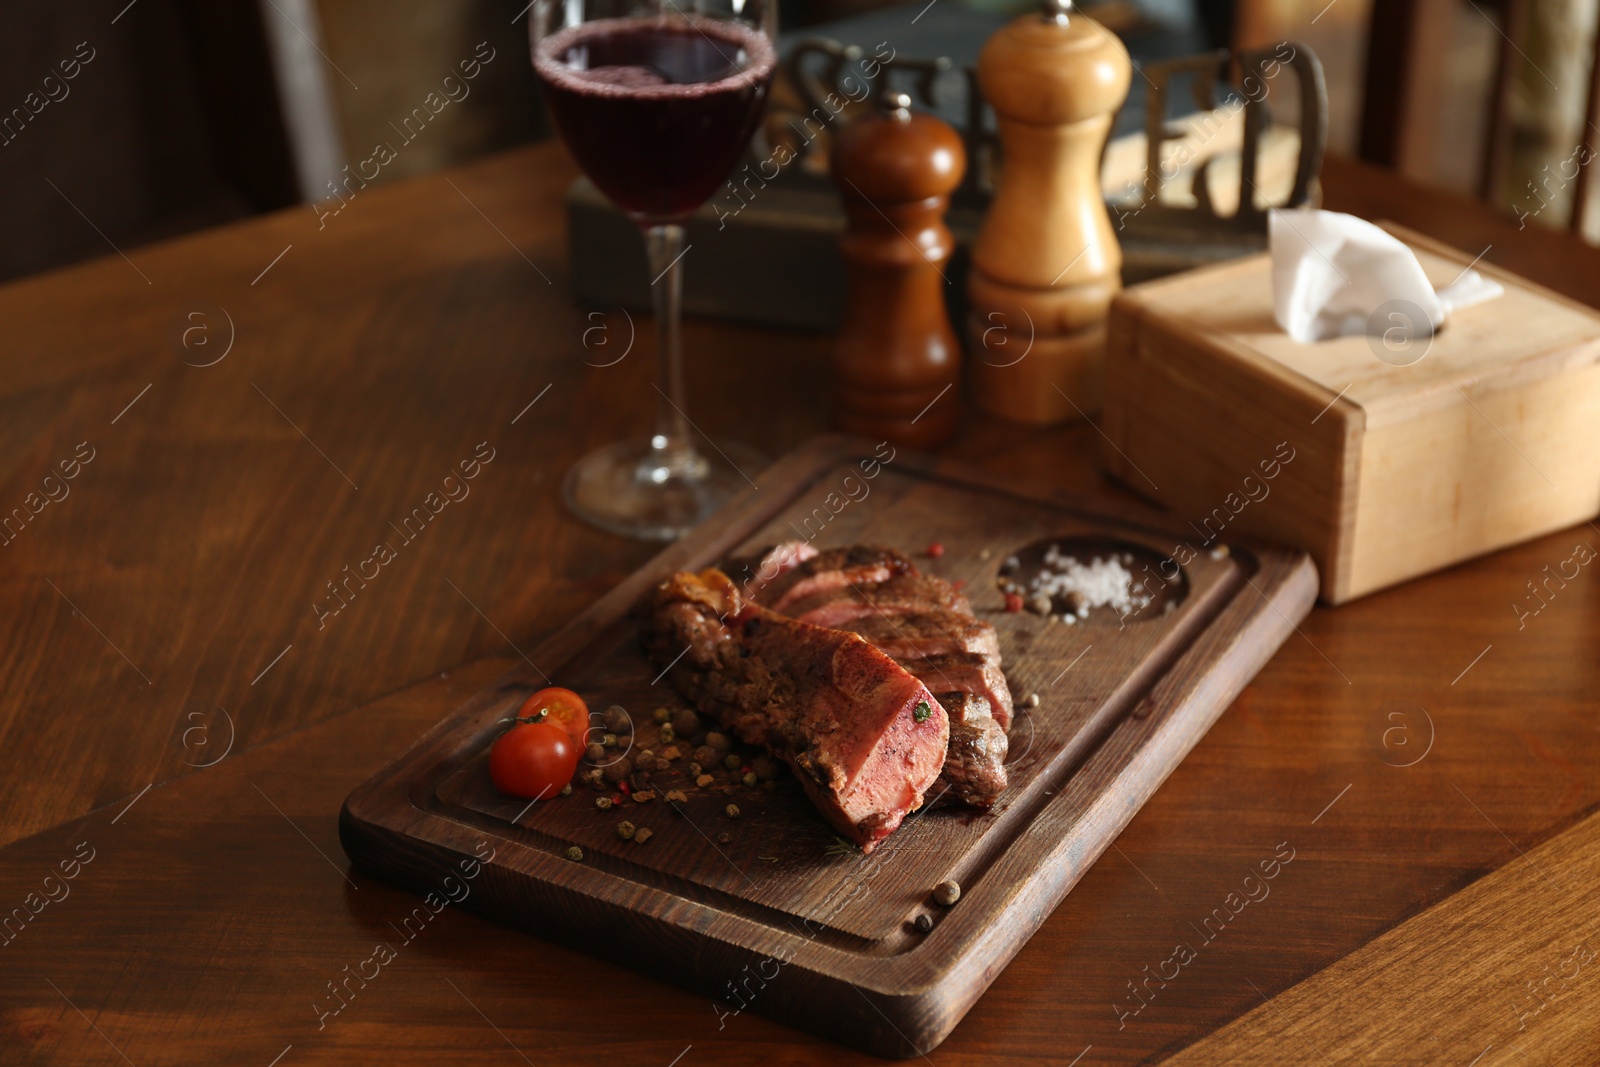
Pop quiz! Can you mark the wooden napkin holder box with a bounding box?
[1100,224,1600,604]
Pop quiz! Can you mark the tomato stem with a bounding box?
[495,710,550,728]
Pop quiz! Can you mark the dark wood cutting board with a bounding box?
[340,436,1316,1058]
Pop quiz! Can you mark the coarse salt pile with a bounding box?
[1033,546,1154,618]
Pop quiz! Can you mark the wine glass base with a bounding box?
[563,437,766,541]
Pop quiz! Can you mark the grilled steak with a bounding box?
[641,568,949,852]
[650,542,1015,827]
[784,574,975,629]
[837,611,1001,664]
[898,652,1014,730]
[932,693,1008,808]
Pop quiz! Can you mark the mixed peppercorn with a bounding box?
[563,702,783,858]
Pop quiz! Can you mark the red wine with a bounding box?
[535,17,775,221]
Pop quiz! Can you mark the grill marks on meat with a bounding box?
[932,693,1008,808]
[641,569,948,853]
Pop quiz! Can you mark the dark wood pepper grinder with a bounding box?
[830,91,966,449]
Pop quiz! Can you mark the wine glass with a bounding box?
[529,0,778,540]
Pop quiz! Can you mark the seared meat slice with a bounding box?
[837,611,1000,664]
[785,574,975,629]
[853,616,1014,730]
[898,652,1014,730]
[641,569,949,853]
[753,544,918,613]
[931,693,1008,809]
[723,541,818,600]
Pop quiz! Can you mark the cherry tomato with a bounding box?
[489,721,579,800]
[516,686,590,749]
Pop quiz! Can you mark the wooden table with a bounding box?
[3,143,1598,1066]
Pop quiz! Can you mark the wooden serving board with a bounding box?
[340,436,1315,1057]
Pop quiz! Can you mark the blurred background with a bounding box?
[3,0,1596,283]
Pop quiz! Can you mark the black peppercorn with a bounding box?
[603,705,631,734]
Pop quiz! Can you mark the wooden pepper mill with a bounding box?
[830,91,966,449]
[967,0,1131,424]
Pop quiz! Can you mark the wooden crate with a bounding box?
[1100,224,1600,604]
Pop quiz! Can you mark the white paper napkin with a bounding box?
[1268,208,1504,343]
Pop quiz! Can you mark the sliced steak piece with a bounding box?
[785,574,975,630]
[837,611,1000,664]
[932,693,1008,809]
[898,651,1014,730]
[756,544,918,613]
[723,541,818,601]
[641,568,949,854]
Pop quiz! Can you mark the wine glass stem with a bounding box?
[643,223,697,474]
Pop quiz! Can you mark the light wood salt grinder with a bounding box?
[830,91,966,449]
[967,0,1131,424]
